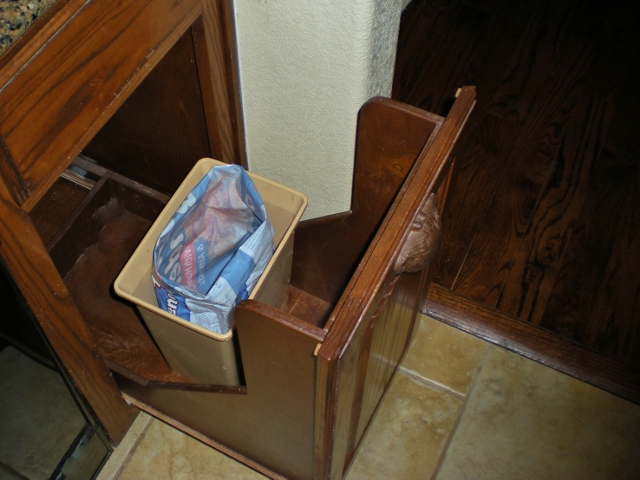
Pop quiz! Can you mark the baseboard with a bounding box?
[423,283,640,405]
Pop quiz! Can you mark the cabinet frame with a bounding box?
[0,0,243,444]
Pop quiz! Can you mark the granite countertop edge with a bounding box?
[0,0,58,57]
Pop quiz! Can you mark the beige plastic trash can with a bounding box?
[114,158,307,385]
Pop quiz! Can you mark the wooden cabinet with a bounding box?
[0,1,475,477]
[0,0,242,447]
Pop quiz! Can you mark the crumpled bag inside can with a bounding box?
[152,164,274,335]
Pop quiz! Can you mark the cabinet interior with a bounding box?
[26,24,444,398]
[28,151,355,388]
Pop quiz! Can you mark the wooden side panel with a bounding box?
[339,269,425,471]
[0,0,87,87]
[315,87,476,479]
[0,180,137,444]
[120,301,325,480]
[0,0,202,208]
[330,179,448,477]
[354,271,422,443]
[292,98,443,305]
[82,27,212,195]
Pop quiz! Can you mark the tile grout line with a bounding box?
[98,412,154,480]
[113,424,151,480]
[397,365,466,402]
[430,343,491,480]
[0,459,31,480]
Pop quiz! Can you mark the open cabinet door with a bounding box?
[314,87,476,479]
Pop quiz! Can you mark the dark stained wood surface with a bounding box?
[279,285,334,328]
[291,98,443,305]
[196,0,247,168]
[314,89,475,479]
[29,176,91,245]
[394,0,640,400]
[496,91,611,323]
[82,27,213,196]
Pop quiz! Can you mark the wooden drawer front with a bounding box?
[0,0,201,207]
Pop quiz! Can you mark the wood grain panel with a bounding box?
[579,35,640,367]
[575,1,640,100]
[452,38,596,305]
[433,114,521,288]
[595,42,640,171]
[402,2,490,115]
[353,271,421,445]
[497,92,612,322]
[315,88,475,479]
[529,150,621,346]
[538,43,640,365]
[82,27,212,195]
[399,0,538,289]
[586,191,640,368]
[0,0,201,208]
[197,0,246,167]
[0,134,30,204]
[393,0,460,102]
[292,98,443,305]
[0,0,82,87]
[488,0,578,122]
[402,0,535,119]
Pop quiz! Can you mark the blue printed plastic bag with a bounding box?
[152,165,274,335]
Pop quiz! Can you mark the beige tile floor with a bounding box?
[97,314,640,480]
[0,347,86,479]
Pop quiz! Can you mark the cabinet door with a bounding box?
[315,87,476,479]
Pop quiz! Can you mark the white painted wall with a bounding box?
[233,0,403,219]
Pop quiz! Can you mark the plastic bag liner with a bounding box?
[152,164,275,335]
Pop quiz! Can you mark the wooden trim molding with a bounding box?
[0,134,29,204]
[424,283,640,405]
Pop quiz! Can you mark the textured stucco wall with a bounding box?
[233,0,403,219]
